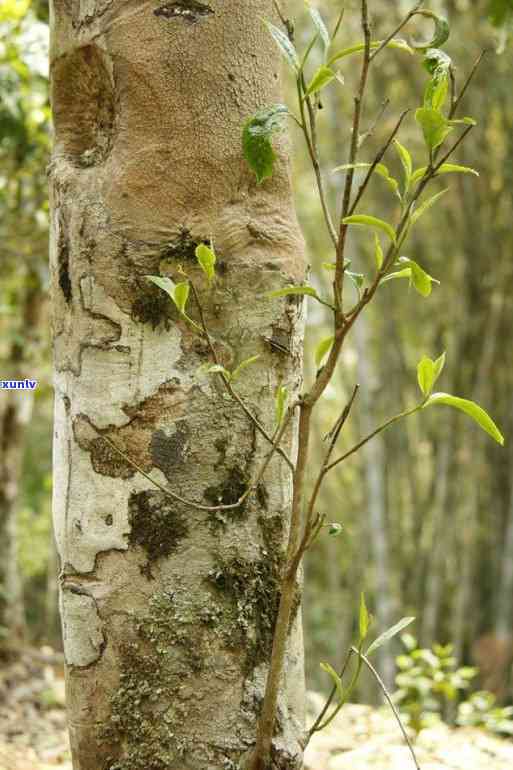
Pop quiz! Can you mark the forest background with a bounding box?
[1,0,513,711]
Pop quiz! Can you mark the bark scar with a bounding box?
[154,1,214,23]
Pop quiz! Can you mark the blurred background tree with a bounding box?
[0,0,511,715]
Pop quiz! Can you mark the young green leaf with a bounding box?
[265,20,300,71]
[306,2,330,51]
[342,214,396,243]
[411,188,448,225]
[374,164,401,197]
[410,9,450,51]
[359,593,370,643]
[195,243,216,284]
[380,268,412,286]
[201,363,232,381]
[332,162,372,174]
[315,336,334,368]
[329,38,413,66]
[304,64,336,97]
[320,662,345,703]
[346,271,364,292]
[146,275,177,298]
[397,257,440,297]
[366,617,416,657]
[415,107,453,152]
[393,139,412,192]
[417,352,446,397]
[424,393,505,445]
[374,234,384,269]
[243,104,288,184]
[173,282,190,314]
[411,163,480,184]
[266,285,320,300]
[231,355,261,381]
[275,385,289,427]
[328,523,343,537]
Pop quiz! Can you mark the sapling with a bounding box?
[105,2,504,769]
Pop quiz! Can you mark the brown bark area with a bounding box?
[49,2,305,769]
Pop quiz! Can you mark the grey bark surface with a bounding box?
[49,2,306,769]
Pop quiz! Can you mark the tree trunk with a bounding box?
[49,2,305,769]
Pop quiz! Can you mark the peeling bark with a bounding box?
[49,1,305,768]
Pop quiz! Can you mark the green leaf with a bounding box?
[366,617,416,656]
[410,9,450,51]
[417,352,446,397]
[346,271,364,292]
[332,162,372,174]
[394,139,412,191]
[415,107,453,151]
[380,268,412,286]
[411,188,448,225]
[195,243,216,283]
[275,385,289,427]
[374,163,401,196]
[265,20,300,71]
[343,214,396,243]
[374,234,384,269]
[397,257,440,297]
[322,261,337,271]
[306,2,330,51]
[328,523,343,537]
[231,355,261,381]
[304,64,336,97]
[423,49,451,111]
[146,275,177,298]
[173,282,190,313]
[146,275,190,314]
[266,285,319,299]
[328,38,413,66]
[424,393,505,445]
[411,163,480,184]
[199,363,232,381]
[315,336,334,368]
[243,103,288,184]
[320,662,345,703]
[359,593,370,642]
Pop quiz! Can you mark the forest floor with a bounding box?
[1,648,513,770]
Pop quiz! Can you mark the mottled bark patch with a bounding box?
[207,552,285,674]
[57,215,72,303]
[73,416,135,479]
[150,422,190,477]
[204,466,249,528]
[128,490,189,570]
[51,45,115,166]
[131,280,175,330]
[154,1,214,24]
[160,227,207,263]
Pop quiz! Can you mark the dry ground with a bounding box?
[1,649,513,770]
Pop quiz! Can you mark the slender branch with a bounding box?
[332,6,346,40]
[297,77,338,248]
[348,109,410,217]
[450,50,487,119]
[304,648,353,746]
[353,648,422,770]
[326,404,420,473]
[191,283,294,472]
[334,0,371,312]
[358,98,390,148]
[369,1,424,62]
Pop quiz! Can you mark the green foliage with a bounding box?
[243,104,288,184]
[457,691,513,735]
[424,393,505,445]
[410,9,450,51]
[195,243,216,284]
[342,214,396,243]
[489,0,513,26]
[394,635,477,734]
[417,353,446,397]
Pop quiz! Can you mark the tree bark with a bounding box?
[49,2,305,769]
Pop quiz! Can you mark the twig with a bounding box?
[348,109,410,217]
[332,6,346,41]
[326,404,420,473]
[304,648,353,746]
[369,1,424,62]
[450,50,487,119]
[352,648,422,770]
[334,0,371,312]
[358,98,390,148]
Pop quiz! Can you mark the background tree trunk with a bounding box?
[49,2,305,768]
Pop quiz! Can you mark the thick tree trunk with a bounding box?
[49,2,305,769]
